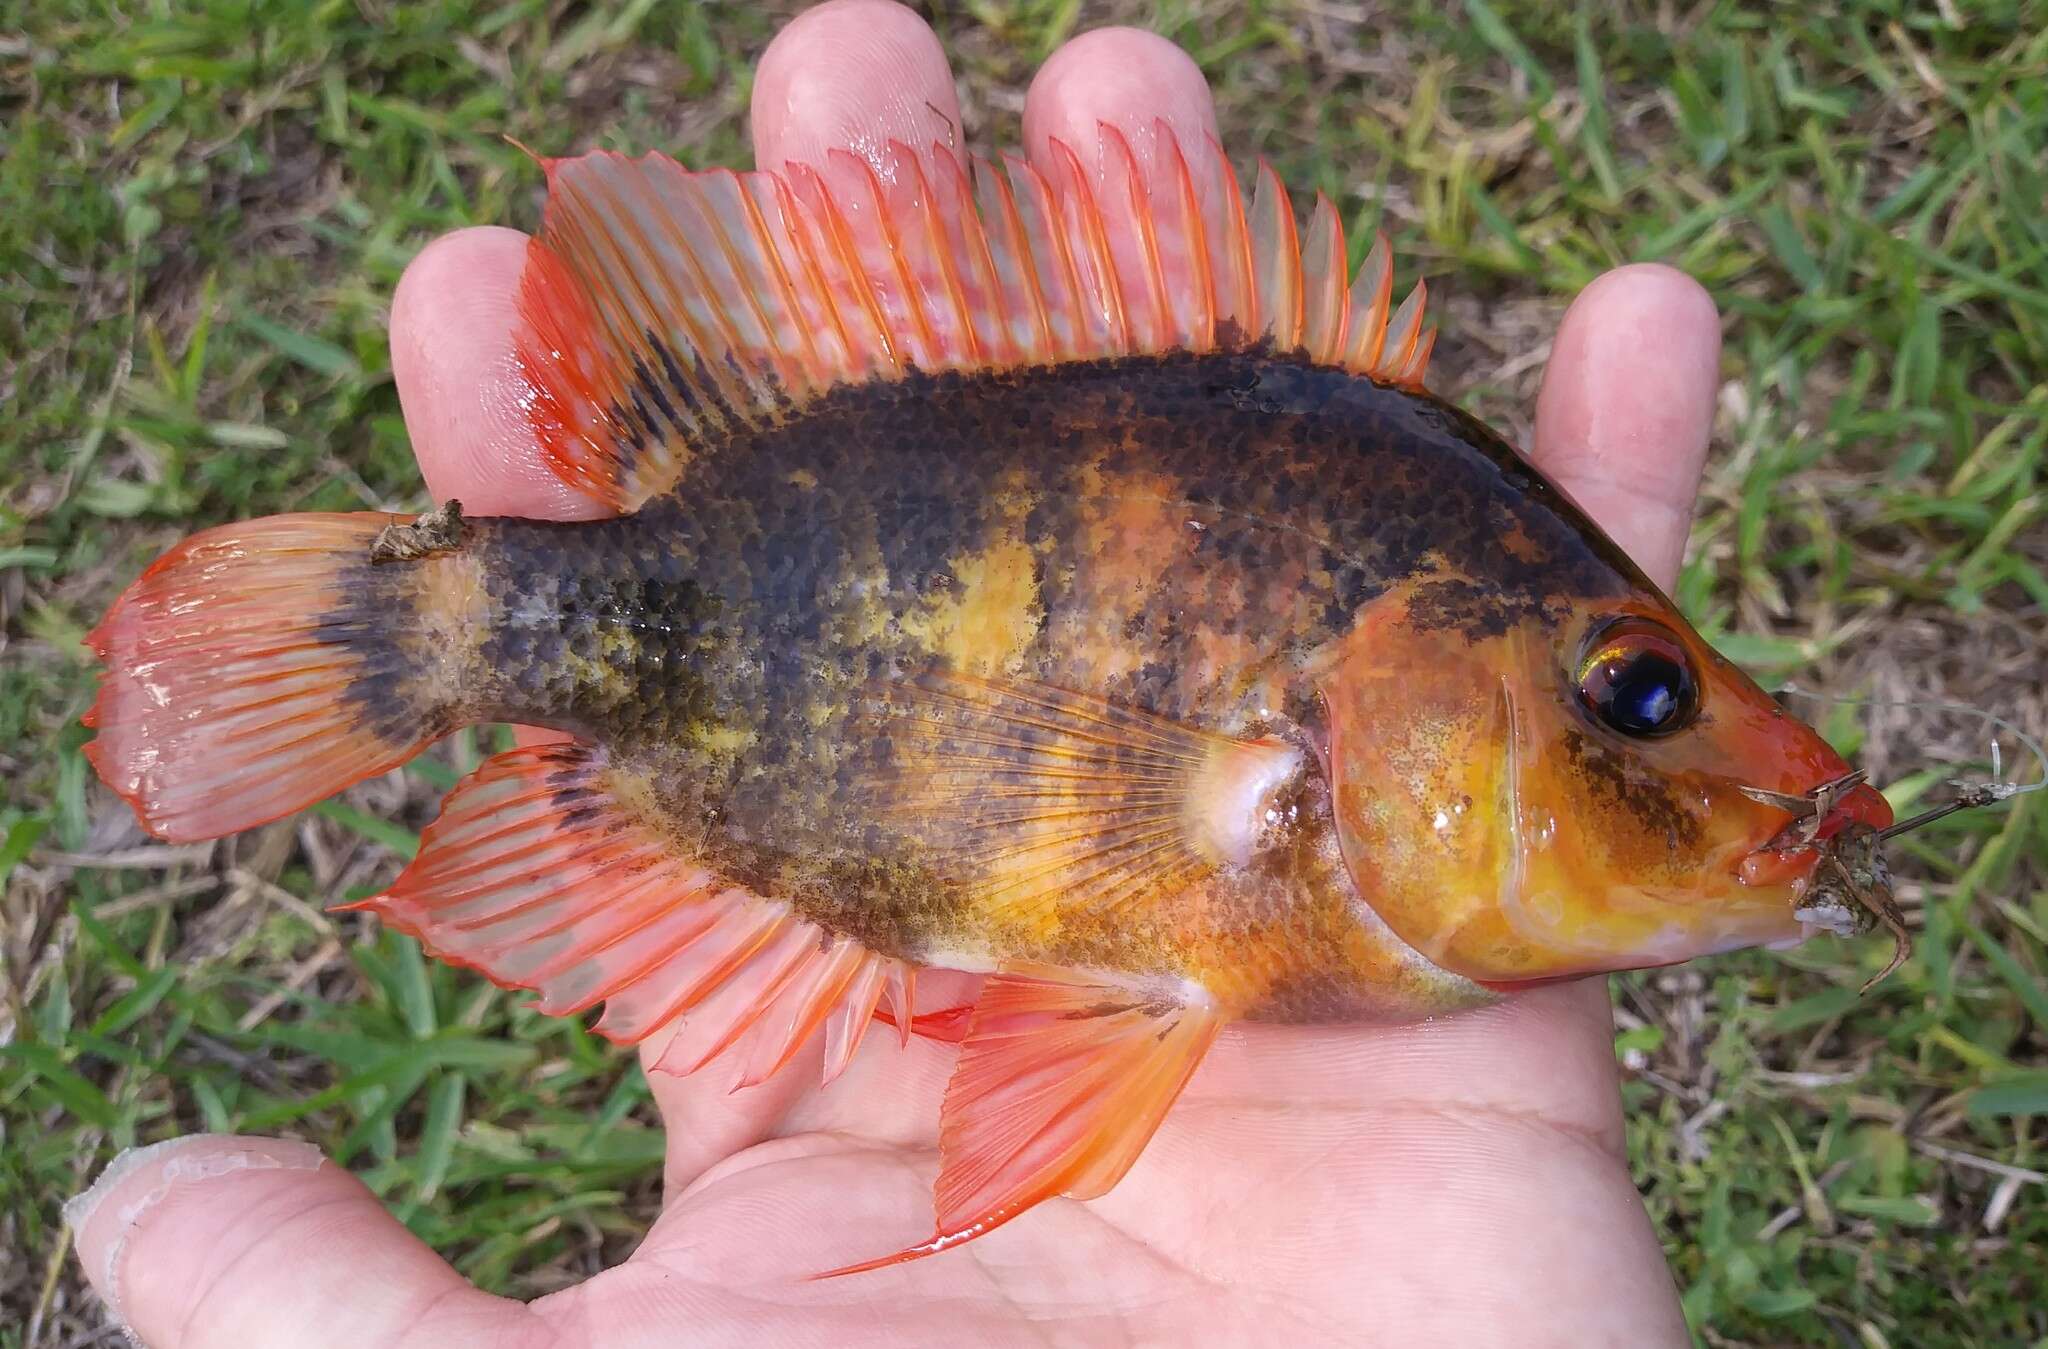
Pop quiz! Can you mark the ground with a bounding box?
[2,3,2045,1346]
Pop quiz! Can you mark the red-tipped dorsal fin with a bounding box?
[1345,231,1395,372]
[348,741,911,1087]
[818,967,1223,1277]
[1376,278,1430,384]
[1093,121,1173,353]
[513,131,1437,512]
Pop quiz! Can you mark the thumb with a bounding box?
[66,1135,538,1348]
[1531,261,1722,591]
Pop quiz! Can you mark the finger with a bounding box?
[1023,27,1219,315]
[1531,263,1722,590]
[66,1136,536,1349]
[390,225,613,522]
[638,1037,828,1194]
[1154,988,1685,1345]
[749,0,960,177]
[1022,26,1219,179]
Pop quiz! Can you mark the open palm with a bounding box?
[70,6,1720,1345]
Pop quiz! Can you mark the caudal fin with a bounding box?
[85,510,479,843]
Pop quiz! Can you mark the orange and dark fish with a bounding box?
[84,125,1899,1271]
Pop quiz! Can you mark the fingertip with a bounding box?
[68,1134,525,1347]
[750,0,960,178]
[68,1136,327,1328]
[1560,262,1721,363]
[1533,263,1724,588]
[1023,27,1218,178]
[391,226,613,521]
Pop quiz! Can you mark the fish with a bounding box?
[83,123,1896,1273]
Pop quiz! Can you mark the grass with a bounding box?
[2,1,2044,1344]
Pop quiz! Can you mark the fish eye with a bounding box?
[1575,619,1700,739]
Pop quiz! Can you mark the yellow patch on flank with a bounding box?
[901,476,1044,674]
[694,724,758,754]
[928,535,1042,674]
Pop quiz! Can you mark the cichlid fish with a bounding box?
[85,126,1895,1271]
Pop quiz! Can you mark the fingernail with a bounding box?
[66,1136,326,1325]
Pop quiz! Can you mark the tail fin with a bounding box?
[85,510,480,843]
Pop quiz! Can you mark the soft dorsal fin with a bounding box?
[515,123,1437,512]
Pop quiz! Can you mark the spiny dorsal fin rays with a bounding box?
[1094,123,1175,353]
[971,151,1057,360]
[1347,230,1395,370]
[781,158,902,378]
[514,128,1439,513]
[1248,160,1304,351]
[1301,193,1350,363]
[1139,121,1215,351]
[929,145,1011,364]
[1044,135,1132,355]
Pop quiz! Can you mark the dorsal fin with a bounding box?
[514,123,1437,512]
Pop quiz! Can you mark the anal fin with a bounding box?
[820,967,1222,1276]
[347,742,910,1087]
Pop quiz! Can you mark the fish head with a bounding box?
[1315,582,1893,985]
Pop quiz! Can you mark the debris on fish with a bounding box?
[83,124,1897,1273]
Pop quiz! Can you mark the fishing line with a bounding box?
[1777,682,2046,839]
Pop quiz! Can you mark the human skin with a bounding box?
[66,5,1719,1345]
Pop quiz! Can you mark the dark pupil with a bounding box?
[1597,650,1686,734]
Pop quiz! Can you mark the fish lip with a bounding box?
[1735,777,1892,888]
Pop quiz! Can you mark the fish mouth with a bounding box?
[1736,773,1892,881]
[1735,772,1908,989]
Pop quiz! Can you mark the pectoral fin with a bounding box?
[861,669,1307,923]
[820,966,1222,1276]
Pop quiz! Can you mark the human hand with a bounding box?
[67,4,1717,1344]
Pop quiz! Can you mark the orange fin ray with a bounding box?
[1300,193,1351,364]
[351,742,910,1085]
[1379,279,1430,383]
[1249,160,1303,350]
[1345,232,1396,372]
[516,131,1438,510]
[1093,121,1173,353]
[819,967,1223,1277]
